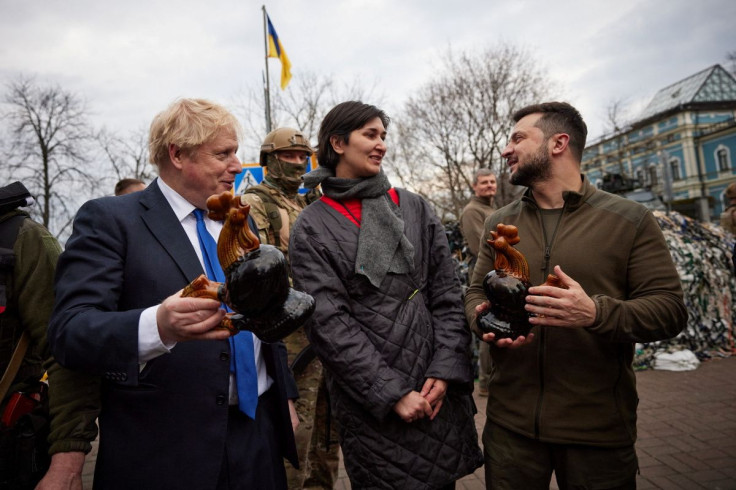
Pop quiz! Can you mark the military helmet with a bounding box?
[259,128,314,166]
[726,182,736,200]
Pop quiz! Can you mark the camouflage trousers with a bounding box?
[284,328,340,490]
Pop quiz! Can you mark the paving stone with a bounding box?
[80,353,736,489]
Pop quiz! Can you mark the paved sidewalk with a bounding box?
[82,356,736,489]
[335,356,736,489]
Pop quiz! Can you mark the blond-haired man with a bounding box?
[49,99,298,490]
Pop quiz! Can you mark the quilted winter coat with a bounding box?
[290,189,483,489]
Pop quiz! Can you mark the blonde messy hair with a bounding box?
[148,98,242,166]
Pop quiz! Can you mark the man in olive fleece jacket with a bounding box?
[464,102,686,489]
[460,169,497,276]
[459,169,496,398]
[1,203,99,489]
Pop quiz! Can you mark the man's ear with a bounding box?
[550,133,570,156]
[330,135,345,155]
[168,144,184,169]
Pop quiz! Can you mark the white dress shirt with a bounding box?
[137,177,272,402]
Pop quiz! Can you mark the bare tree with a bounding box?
[603,98,632,177]
[234,70,382,161]
[385,44,557,220]
[1,77,98,238]
[727,50,736,76]
[97,126,155,184]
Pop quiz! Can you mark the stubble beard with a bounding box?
[509,143,551,188]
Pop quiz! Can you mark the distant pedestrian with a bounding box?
[720,182,736,234]
[459,168,497,398]
[114,178,145,196]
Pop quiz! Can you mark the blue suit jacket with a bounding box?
[49,180,298,489]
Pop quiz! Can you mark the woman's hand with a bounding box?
[420,378,447,420]
[393,391,433,423]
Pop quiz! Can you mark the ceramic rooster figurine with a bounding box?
[476,223,566,340]
[182,192,315,342]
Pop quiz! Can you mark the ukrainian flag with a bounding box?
[266,15,292,90]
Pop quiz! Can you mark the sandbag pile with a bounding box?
[635,211,735,369]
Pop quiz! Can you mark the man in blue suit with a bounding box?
[48,98,299,489]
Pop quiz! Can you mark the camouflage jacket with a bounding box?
[241,184,308,264]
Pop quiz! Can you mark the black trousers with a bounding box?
[217,388,287,490]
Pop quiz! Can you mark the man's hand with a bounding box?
[481,331,535,348]
[526,265,597,328]
[420,378,447,420]
[35,451,85,490]
[288,399,299,434]
[156,290,231,344]
[393,391,433,423]
[475,301,535,348]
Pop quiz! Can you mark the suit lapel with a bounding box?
[139,180,204,283]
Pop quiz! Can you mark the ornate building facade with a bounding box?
[582,64,736,221]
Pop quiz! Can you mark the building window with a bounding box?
[669,158,682,181]
[716,146,731,171]
[648,165,658,186]
[636,169,645,187]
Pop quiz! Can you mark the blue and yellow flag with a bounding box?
[266,15,292,90]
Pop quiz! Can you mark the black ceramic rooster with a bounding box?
[181,192,315,343]
[476,223,565,340]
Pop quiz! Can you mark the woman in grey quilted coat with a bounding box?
[289,101,483,489]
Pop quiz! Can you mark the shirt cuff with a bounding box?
[138,305,176,364]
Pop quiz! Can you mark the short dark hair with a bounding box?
[512,102,588,161]
[115,178,145,196]
[317,101,390,170]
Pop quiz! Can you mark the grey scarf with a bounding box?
[303,167,415,287]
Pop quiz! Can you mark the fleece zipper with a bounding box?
[532,200,568,440]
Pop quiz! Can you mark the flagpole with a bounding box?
[262,5,272,133]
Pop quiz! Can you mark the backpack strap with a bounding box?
[244,186,283,248]
[0,212,31,401]
[0,331,30,402]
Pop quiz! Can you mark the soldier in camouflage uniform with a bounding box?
[240,128,339,489]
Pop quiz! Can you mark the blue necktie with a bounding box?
[193,209,259,419]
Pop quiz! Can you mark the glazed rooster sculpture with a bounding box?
[476,223,566,340]
[182,192,315,343]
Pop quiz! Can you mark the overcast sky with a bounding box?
[1,0,734,151]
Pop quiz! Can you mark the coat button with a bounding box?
[220,352,230,361]
[216,394,227,405]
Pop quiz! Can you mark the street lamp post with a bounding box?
[659,149,674,215]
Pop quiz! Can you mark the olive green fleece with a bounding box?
[1,211,100,454]
[459,195,496,260]
[465,176,686,447]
